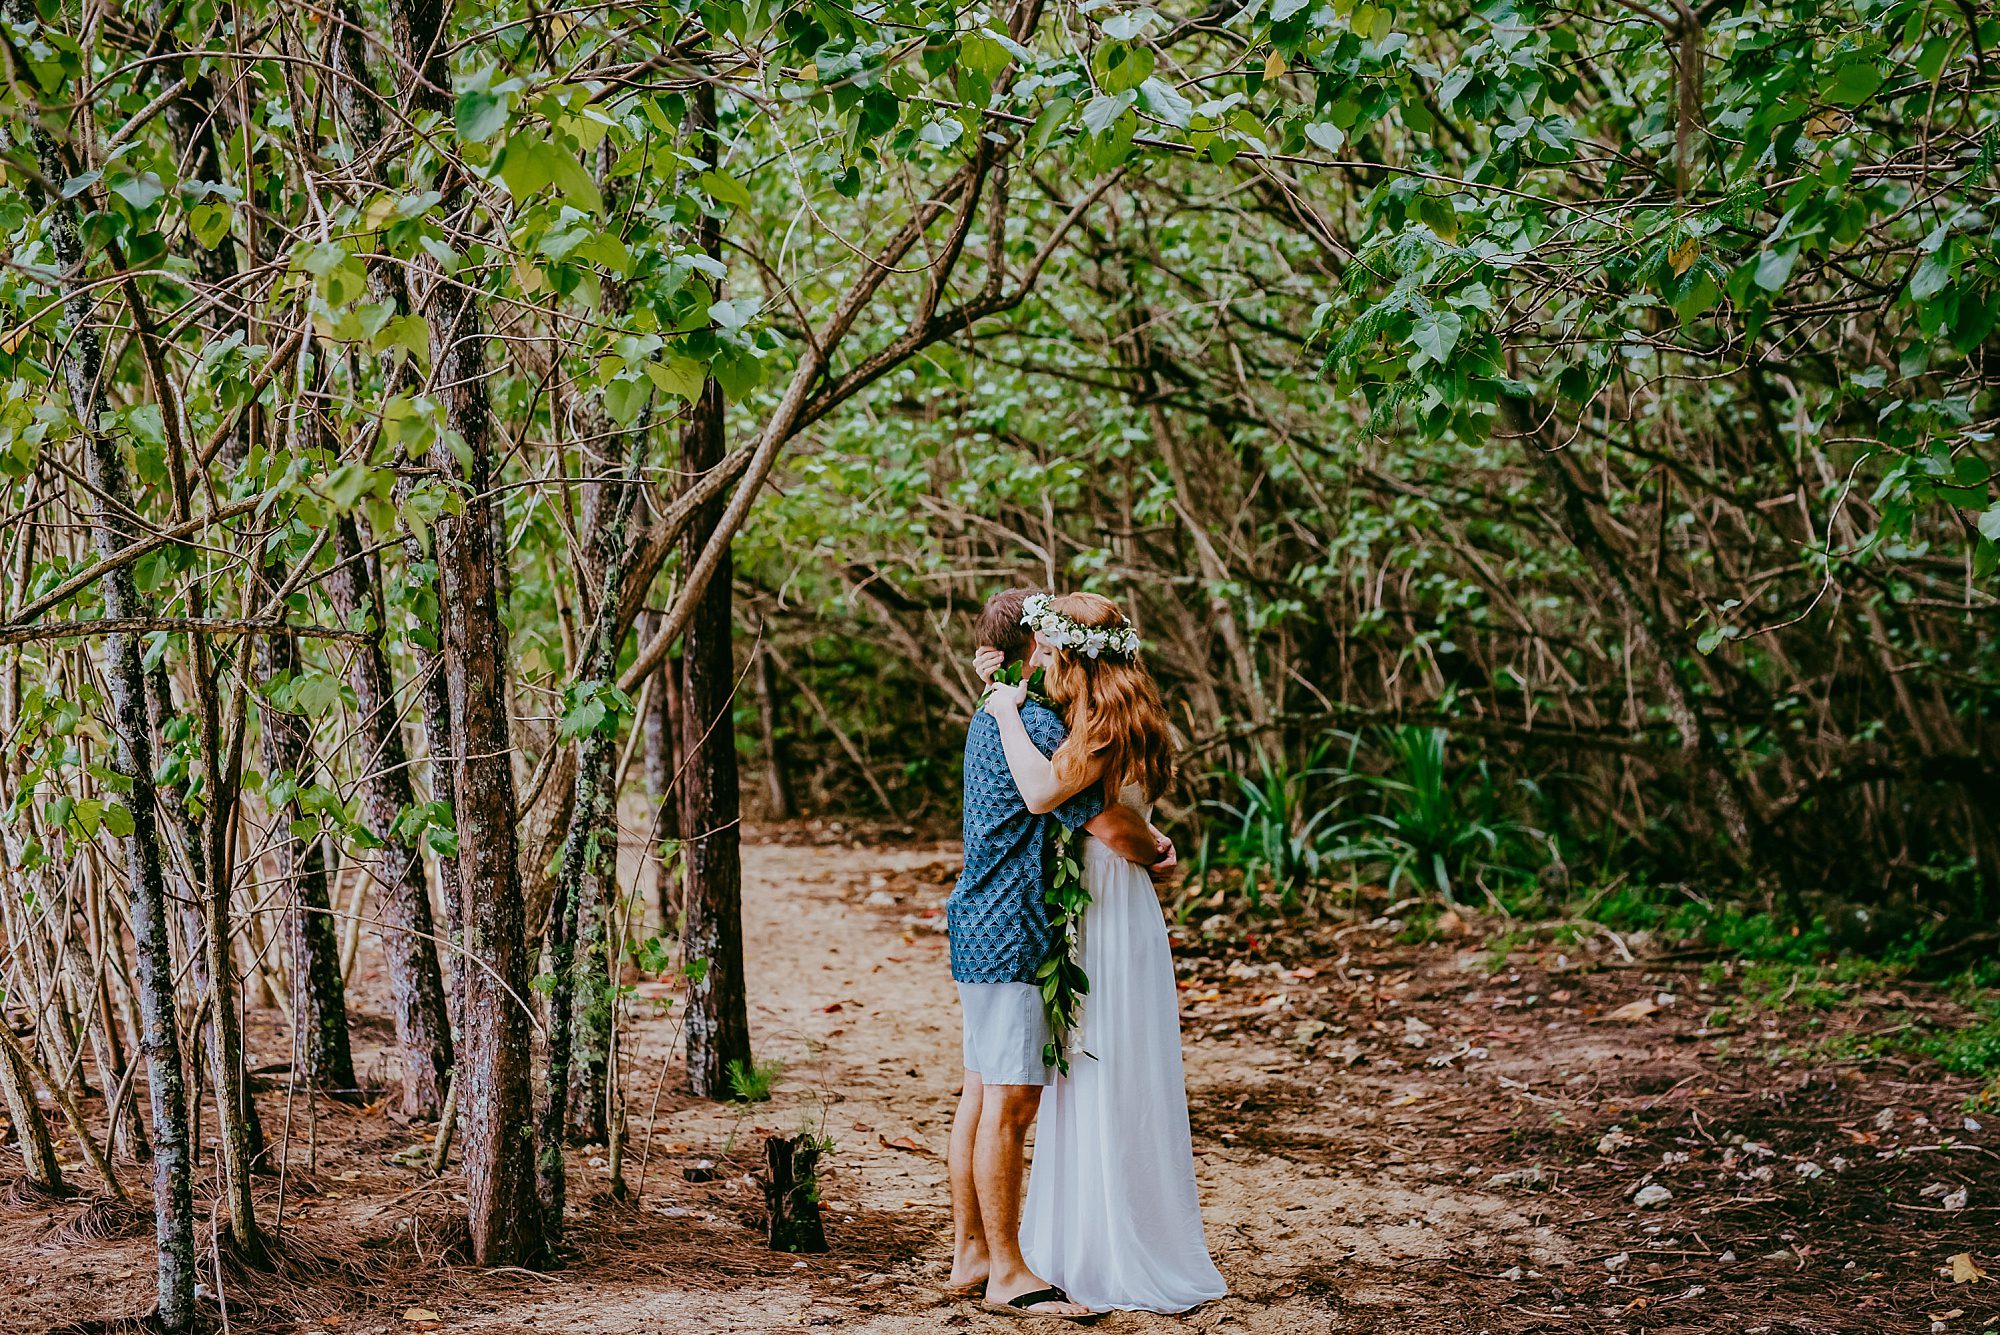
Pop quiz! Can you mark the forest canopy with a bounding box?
[1,0,1997,1326]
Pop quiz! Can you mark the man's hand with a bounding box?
[973,646,1005,684]
[1146,833,1180,886]
[982,679,1027,716]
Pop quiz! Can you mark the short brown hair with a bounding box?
[975,587,1041,665]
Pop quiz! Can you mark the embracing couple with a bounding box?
[944,588,1227,1321]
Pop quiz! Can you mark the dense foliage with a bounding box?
[0,0,1996,1323]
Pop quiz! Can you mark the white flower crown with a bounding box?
[1021,593,1142,661]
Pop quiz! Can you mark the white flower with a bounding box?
[1020,594,1142,660]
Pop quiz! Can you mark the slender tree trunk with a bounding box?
[754,645,794,820]
[642,632,686,927]
[0,1029,62,1194]
[328,515,454,1118]
[675,82,752,1101]
[541,433,647,1226]
[25,97,198,1327]
[426,274,542,1262]
[390,0,544,1235]
[258,623,358,1097]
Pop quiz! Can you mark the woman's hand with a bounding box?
[973,646,1005,684]
[982,679,1028,716]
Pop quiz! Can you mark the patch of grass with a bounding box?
[1916,1002,2000,1079]
[727,1056,785,1103]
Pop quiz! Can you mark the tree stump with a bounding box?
[763,1135,828,1253]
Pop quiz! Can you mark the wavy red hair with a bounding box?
[1039,592,1175,802]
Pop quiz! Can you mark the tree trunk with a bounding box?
[429,279,543,1266]
[754,645,794,820]
[328,515,454,1118]
[27,100,198,1326]
[258,623,358,1098]
[642,632,685,927]
[678,373,751,1097]
[677,79,753,1100]
[389,0,543,1263]
[0,1031,62,1194]
[540,431,646,1229]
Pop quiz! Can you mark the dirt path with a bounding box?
[441,839,1572,1335]
[6,838,1993,1334]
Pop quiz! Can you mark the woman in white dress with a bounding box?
[982,592,1228,1315]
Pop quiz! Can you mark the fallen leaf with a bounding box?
[879,1134,934,1158]
[402,1310,440,1324]
[1950,1253,1987,1284]
[1599,998,1660,1024]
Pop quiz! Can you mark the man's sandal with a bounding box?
[983,1286,1096,1322]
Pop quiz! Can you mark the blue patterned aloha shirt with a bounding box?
[947,700,1104,984]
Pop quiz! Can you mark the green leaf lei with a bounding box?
[989,662,1091,1074]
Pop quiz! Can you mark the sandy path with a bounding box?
[453,838,1565,1335]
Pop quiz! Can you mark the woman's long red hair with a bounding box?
[1041,593,1175,802]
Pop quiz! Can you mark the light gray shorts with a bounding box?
[957,981,1053,1086]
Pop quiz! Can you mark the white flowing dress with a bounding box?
[1019,804,1228,1313]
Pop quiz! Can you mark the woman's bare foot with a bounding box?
[985,1271,1092,1319]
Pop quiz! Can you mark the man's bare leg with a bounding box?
[975,1084,1089,1316]
[948,1069,989,1290]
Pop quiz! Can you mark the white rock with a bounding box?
[1633,1183,1673,1208]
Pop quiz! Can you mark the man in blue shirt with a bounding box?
[946,588,1174,1318]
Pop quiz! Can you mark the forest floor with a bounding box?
[4,830,1997,1335]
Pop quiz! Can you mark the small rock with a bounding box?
[1501,1266,1523,1281]
[1604,1252,1630,1272]
[1795,1161,1825,1180]
[1489,1165,1545,1189]
[1633,1183,1673,1209]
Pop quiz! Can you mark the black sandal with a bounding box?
[983,1285,1096,1322]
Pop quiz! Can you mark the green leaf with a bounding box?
[1825,59,1884,106]
[102,803,135,838]
[1082,91,1137,135]
[1408,310,1463,367]
[644,355,708,402]
[603,376,652,425]
[698,169,755,212]
[1909,250,1955,302]
[1137,77,1193,129]
[1753,246,1798,292]
[456,88,511,141]
[497,132,601,214]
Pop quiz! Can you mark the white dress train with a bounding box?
[1019,824,1228,1313]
